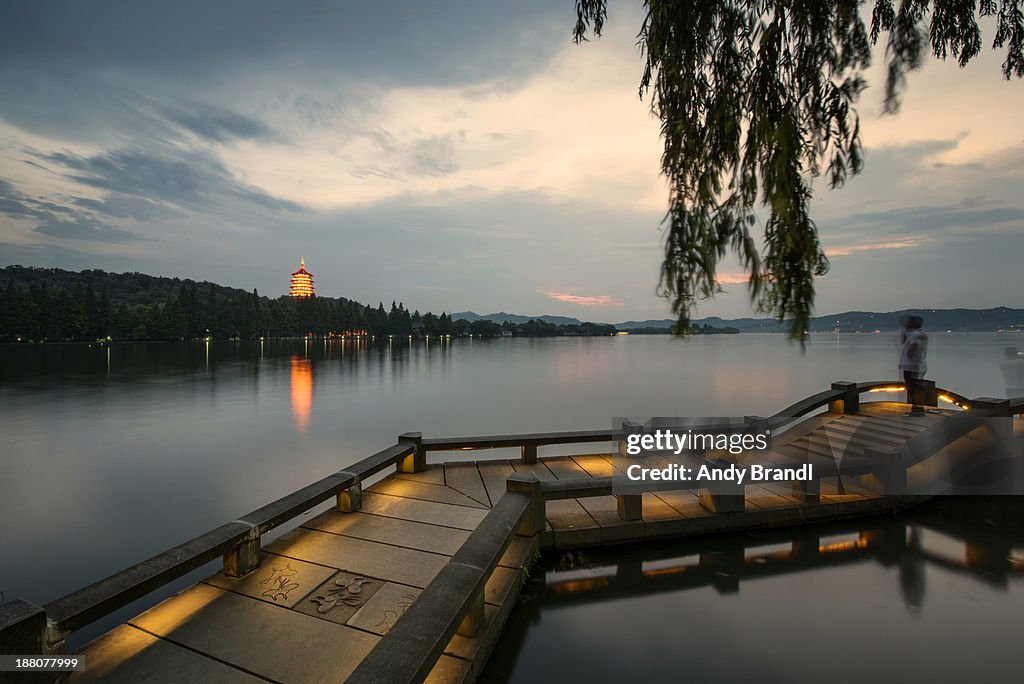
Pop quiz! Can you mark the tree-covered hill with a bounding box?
[0,265,617,342]
[0,265,441,342]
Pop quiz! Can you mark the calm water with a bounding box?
[484,499,1024,683]
[0,333,1020,650]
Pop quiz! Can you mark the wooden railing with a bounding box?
[2,380,1019,662]
[0,439,419,655]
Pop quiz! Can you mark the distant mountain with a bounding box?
[801,307,1024,333]
[450,311,586,326]
[619,308,1024,333]
[454,308,1024,333]
[616,316,780,331]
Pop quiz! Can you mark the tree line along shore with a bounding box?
[0,266,625,342]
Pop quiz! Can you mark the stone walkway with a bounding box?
[74,402,947,682]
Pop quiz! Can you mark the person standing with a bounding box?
[899,315,928,416]
[1000,347,1024,398]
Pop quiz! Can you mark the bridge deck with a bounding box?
[74,402,956,683]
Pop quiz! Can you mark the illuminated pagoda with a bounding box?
[289,257,315,298]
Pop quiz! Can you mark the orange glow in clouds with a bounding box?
[546,292,624,307]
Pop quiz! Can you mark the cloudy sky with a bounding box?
[1,2,1021,322]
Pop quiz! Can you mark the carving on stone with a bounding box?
[374,592,417,631]
[310,576,376,613]
[259,563,301,602]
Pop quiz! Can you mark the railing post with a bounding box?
[1,599,47,656]
[336,472,362,512]
[699,479,745,513]
[397,432,426,473]
[521,443,538,465]
[920,380,938,407]
[791,474,821,503]
[969,397,1013,441]
[507,473,545,536]
[829,381,860,414]
[618,420,642,456]
[223,523,260,578]
[616,420,643,520]
[744,415,769,435]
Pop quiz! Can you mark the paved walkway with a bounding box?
[74,402,949,683]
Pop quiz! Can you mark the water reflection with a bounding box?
[534,521,1019,610]
[290,356,313,434]
[0,335,1018,657]
[487,499,1024,683]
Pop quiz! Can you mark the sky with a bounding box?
[0,2,1022,323]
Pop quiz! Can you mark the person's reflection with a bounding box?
[290,356,313,434]
[900,526,926,613]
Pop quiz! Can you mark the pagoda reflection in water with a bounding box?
[290,355,313,433]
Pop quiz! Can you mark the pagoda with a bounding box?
[289,257,315,298]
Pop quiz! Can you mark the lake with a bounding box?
[0,332,1020,651]
[483,499,1024,683]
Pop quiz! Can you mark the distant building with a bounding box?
[289,257,315,298]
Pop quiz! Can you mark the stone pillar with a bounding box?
[337,472,362,512]
[791,475,821,504]
[970,397,1013,441]
[744,415,769,435]
[397,432,426,473]
[507,473,545,536]
[829,381,860,414]
[920,380,938,407]
[616,420,643,520]
[699,480,745,513]
[616,491,643,521]
[618,420,642,456]
[223,523,261,577]
[1,599,46,656]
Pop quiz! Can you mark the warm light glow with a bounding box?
[643,565,695,578]
[868,386,906,393]
[818,538,869,553]
[938,394,969,409]
[745,550,793,564]
[289,257,315,298]
[290,356,313,433]
[548,577,610,594]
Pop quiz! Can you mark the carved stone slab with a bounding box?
[293,571,383,625]
[204,553,335,608]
